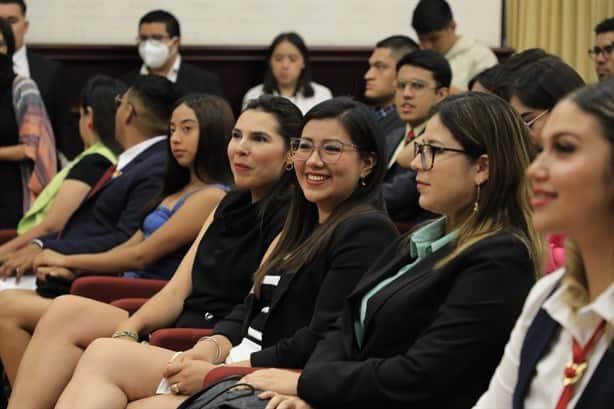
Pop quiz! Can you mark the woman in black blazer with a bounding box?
[243,92,542,409]
[50,98,398,408]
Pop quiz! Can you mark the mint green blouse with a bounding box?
[354,217,457,347]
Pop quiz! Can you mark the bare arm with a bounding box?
[0,179,91,257]
[36,188,225,274]
[0,144,28,161]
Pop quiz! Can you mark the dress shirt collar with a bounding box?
[116,135,166,171]
[409,217,457,259]
[543,278,614,344]
[140,53,181,83]
[12,45,30,78]
[404,122,426,140]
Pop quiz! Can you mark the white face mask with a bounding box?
[138,39,170,70]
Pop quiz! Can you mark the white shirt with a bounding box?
[242,82,333,114]
[445,35,498,91]
[140,54,181,83]
[116,135,167,172]
[473,269,614,409]
[12,45,30,78]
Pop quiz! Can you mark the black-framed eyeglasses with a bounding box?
[114,94,123,108]
[523,110,549,129]
[290,137,361,164]
[588,43,614,58]
[414,141,467,170]
[396,79,439,94]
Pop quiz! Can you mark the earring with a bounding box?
[473,184,480,213]
[285,162,294,171]
[360,177,367,187]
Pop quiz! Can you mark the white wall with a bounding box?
[25,0,502,47]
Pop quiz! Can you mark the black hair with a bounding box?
[139,9,180,38]
[0,0,25,15]
[128,75,179,136]
[595,17,614,34]
[412,0,454,34]
[512,56,585,111]
[468,65,501,92]
[0,16,15,57]
[262,32,314,98]
[375,35,420,60]
[253,97,386,295]
[491,48,550,101]
[396,49,452,88]
[140,94,235,224]
[79,75,126,155]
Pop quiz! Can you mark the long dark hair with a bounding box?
[262,32,314,98]
[80,75,126,155]
[141,94,235,222]
[253,97,387,296]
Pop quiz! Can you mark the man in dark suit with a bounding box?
[122,9,223,97]
[364,36,419,138]
[383,50,450,224]
[0,0,74,158]
[0,75,178,278]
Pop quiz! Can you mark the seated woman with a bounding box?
[48,97,399,409]
[473,79,614,409]
[242,32,332,114]
[0,75,125,261]
[6,95,299,409]
[509,55,585,273]
[0,17,56,229]
[237,92,541,409]
[0,93,233,385]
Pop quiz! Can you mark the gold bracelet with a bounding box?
[197,336,221,363]
[111,330,139,341]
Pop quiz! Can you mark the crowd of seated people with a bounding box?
[0,0,611,408]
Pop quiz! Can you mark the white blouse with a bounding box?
[473,269,614,409]
[241,82,333,114]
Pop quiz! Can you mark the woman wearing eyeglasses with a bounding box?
[510,55,585,274]
[238,92,541,409]
[50,97,398,408]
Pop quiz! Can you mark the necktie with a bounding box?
[404,128,416,145]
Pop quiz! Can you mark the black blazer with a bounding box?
[298,232,535,409]
[40,139,166,254]
[122,61,223,97]
[378,109,404,140]
[27,50,74,158]
[214,211,399,369]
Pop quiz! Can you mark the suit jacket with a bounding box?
[382,126,432,224]
[214,211,399,369]
[378,109,404,140]
[40,139,166,254]
[122,61,223,97]
[298,232,535,409]
[27,50,74,158]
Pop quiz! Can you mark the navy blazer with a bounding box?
[27,50,74,158]
[298,232,535,409]
[40,139,166,254]
[122,61,223,98]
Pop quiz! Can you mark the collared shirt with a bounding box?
[473,269,614,409]
[354,217,457,346]
[140,54,181,83]
[445,35,498,91]
[12,45,30,78]
[373,105,397,122]
[387,122,426,169]
[116,135,166,172]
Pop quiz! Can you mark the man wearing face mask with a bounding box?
[122,10,222,97]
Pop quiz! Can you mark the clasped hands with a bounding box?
[0,246,74,283]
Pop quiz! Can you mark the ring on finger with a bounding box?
[170,382,181,394]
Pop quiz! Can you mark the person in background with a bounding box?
[509,55,585,273]
[591,17,614,81]
[468,65,500,94]
[364,35,419,137]
[474,78,614,409]
[411,0,498,91]
[0,75,124,259]
[0,16,56,229]
[122,9,222,97]
[0,0,73,158]
[242,32,332,114]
